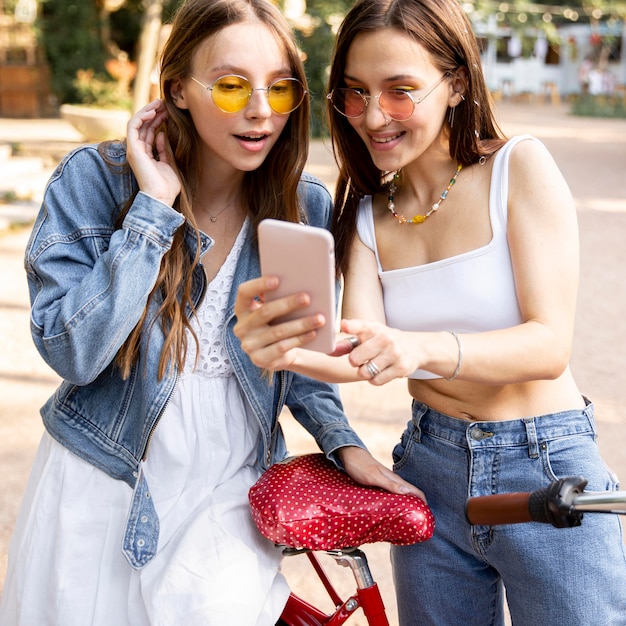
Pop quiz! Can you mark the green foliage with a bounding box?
[38,0,108,104]
[1,0,19,12]
[72,68,133,110]
[295,0,351,137]
[470,0,626,32]
[108,0,144,57]
[106,0,180,57]
[570,93,626,118]
[36,0,179,106]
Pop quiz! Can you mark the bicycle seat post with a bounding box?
[330,549,374,589]
[330,548,390,626]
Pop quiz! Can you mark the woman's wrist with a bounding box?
[444,330,463,381]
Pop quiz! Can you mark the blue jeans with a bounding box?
[391,400,626,626]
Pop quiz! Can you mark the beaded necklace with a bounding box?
[387,163,463,224]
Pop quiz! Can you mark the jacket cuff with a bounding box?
[122,191,185,247]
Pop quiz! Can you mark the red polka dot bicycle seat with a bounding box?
[249,453,435,551]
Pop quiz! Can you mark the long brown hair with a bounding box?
[113,0,310,379]
[327,0,506,273]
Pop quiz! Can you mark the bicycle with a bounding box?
[253,470,626,625]
[248,454,435,626]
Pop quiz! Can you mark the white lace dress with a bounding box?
[0,219,290,626]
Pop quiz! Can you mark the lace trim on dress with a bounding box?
[183,218,250,379]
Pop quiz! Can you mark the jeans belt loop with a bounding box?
[411,400,425,443]
[523,417,539,459]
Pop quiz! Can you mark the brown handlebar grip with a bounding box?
[465,492,532,525]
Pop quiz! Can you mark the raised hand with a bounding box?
[125,100,181,207]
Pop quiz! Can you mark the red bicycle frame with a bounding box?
[279,548,389,626]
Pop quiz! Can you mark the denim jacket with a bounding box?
[25,142,365,568]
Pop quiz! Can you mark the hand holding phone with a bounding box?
[258,219,336,353]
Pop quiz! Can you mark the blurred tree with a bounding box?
[290,0,349,136]
[132,0,164,110]
[39,1,108,103]
[37,0,178,106]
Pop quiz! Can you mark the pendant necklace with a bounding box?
[207,203,232,222]
[199,198,237,223]
[387,163,462,224]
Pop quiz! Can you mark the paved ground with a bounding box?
[0,102,625,624]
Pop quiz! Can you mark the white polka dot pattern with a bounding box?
[248,454,435,551]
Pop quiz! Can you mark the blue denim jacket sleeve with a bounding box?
[24,145,186,385]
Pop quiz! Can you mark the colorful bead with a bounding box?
[387,163,462,225]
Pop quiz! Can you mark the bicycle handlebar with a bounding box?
[467,477,626,528]
[466,476,588,528]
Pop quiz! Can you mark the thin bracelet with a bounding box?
[445,330,462,381]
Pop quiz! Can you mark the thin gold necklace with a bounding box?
[197,198,237,223]
[387,164,462,224]
[207,203,233,222]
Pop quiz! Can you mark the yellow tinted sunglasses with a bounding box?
[189,74,306,115]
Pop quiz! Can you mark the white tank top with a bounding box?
[356,135,534,379]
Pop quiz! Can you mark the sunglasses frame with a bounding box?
[189,74,307,115]
[328,72,451,122]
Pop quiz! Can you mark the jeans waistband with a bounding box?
[411,398,595,449]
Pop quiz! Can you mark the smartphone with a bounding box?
[257,219,336,353]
